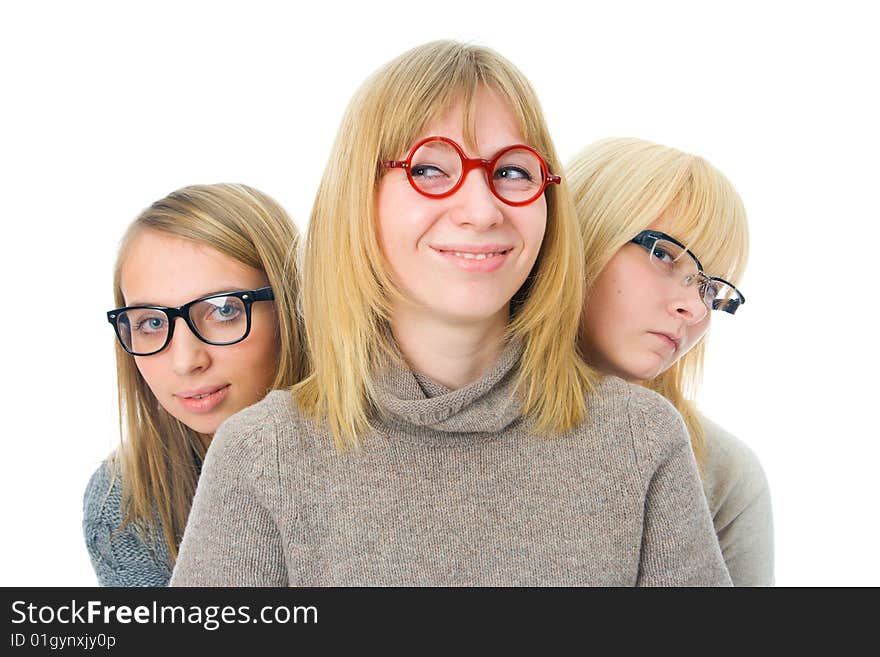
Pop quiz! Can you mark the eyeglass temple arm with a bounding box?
[250,287,275,302]
[380,160,407,169]
[712,298,742,314]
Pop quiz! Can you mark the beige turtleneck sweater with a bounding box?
[171,341,731,586]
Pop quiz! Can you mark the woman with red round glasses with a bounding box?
[83,184,306,586]
[171,42,731,586]
[569,138,773,585]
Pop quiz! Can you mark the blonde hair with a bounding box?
[295,40,597,451]
[110,183,305,562]
[568,137,749,466]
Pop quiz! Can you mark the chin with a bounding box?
[618,358,666,383]
[164,408,223,436]
[423,297,511,325]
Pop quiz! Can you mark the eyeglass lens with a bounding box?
[115,295,248,354]
[647,238,738,312]
[409,139,545,204]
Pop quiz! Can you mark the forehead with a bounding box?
[120,230,266,306]
[416,87,525,157]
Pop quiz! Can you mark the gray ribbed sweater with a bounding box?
[171,341,731,586]
[699,416,774,585]
[82,461,173,586]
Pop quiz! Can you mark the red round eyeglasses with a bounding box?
[380,136,561,207]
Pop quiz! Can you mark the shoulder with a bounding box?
[699,414,771,512]
[589,375,689,452]
[81,455,171,586]
[575,376,689,478]
[698,414,774,586]
[211,390,294,452]
[205,389,321,479]
[82,458,123,528]
[213,389,303,444]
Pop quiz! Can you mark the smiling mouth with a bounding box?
[449,250,509,260]
[175,384,231,414]
[433,247,513,260]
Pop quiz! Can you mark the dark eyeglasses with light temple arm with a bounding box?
[630,230,746,315]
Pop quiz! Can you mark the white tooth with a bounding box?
[450,251,501,260]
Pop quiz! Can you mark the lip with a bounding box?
[175,384,230,414]
[429,244,514,273]
[648,331,681,351]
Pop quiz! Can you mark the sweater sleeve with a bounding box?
[700,416,775,586]
[170,405,288,586]
[629,391,732,587]
[82,462,172,587]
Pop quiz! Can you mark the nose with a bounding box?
[168,317,211,376]
[668,278,709,325]
[447,167,504,230]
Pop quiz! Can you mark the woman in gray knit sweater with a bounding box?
[83,184,306,586]
[569,138,773,585]
[171,41,732,586]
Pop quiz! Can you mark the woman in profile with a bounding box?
[568,138,773,585]
[83,183,305,586]
[172,42,730,586]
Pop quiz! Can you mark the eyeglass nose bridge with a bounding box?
[681,270,709,289]
[460,156,495,187]
[165,305,198,345]
[678,271,711,318]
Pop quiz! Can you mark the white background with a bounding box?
[1,0,877,586]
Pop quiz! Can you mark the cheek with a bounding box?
[520,201,547,251]
[237,316,281,387]
[586,272,634,328]
[680,319,711,356]
[132,357,167,395]
[376,178,428,251]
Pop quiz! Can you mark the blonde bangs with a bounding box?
[661,157,749,285]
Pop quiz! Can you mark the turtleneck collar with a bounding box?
[374,338,524,440]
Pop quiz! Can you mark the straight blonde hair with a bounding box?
[295,40,598,452]
[110,183,305,562]
[567,138,749,467]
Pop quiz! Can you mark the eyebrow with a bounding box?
[124,286,256,308]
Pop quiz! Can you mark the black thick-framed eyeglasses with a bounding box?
[630,230,746,315]
[106,287,275,356]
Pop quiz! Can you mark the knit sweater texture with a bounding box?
[171,341,732,586]
[699,415,774,585]
[82,460,172,586]
[81,414,772,587]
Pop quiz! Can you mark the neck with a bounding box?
[390,304,508,390]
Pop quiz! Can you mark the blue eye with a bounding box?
[494,166,533,181]
[213,304,241,321]
[134,316,167,334]
[410,164,446,179]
